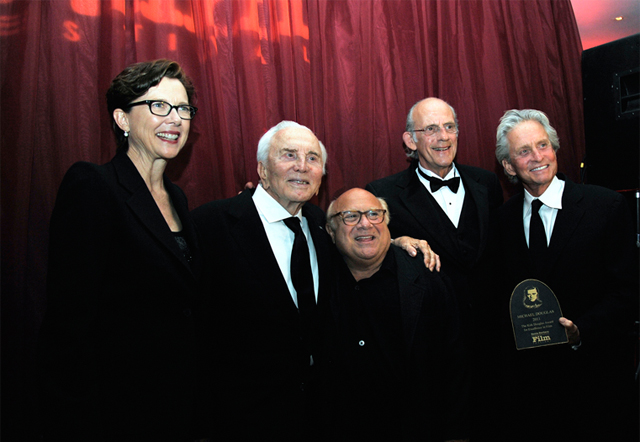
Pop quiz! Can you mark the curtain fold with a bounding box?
[0,0,583,439]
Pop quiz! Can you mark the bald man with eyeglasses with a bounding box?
[320,188,469,442]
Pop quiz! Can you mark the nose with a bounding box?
[167,107,182,123]
[530,146,543,161]
[294,156,308,171]
[357,214,373,227]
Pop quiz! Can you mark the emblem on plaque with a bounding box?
[510,279,568,350]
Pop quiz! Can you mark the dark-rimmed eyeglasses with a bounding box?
[331,210,387,226]
[410,123,457,137]
[128,100,197,120]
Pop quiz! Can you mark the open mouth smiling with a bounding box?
[530,165,548,172]
[157,132,179,141]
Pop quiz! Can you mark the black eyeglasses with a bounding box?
[331,210,387,226]
[128,100,197,120]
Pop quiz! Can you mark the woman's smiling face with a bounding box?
[117,77,191,162]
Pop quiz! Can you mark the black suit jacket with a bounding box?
[323,246,468,441]
[366,161,503,341]
[191,189,333,440]
[39,151,208,441]
[495,175,639,441]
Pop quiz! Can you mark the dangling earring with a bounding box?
[124,131,129,137]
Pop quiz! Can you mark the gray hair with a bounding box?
[256,120,327,174]
[405,98,459,160]
[326,195,391,232]
[495,109,560,183]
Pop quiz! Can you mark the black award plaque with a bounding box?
[510,279,568,350]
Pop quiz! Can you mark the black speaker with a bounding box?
[582,34,639,192]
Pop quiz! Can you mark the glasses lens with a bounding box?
[366,211,380,222]
[342,212,360,225]
[147,102,195,120]
[367,210,386,223]
[177,106,195,120]
[150,101,171,116]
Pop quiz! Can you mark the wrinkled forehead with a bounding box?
[507,120,549,150]
[334,191,383,214]
[271,126,321,154]
[414,101,455,126]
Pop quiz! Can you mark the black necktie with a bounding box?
[529,199,547,259]
[418,169,460,193]
[282,217,316,316]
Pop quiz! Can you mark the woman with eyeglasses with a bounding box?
[39,60,210,441]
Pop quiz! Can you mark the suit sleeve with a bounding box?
[487,171,504,210]
[364,181,379,196]
[38,163,116,440]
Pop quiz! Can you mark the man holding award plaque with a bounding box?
[493,109,639,441]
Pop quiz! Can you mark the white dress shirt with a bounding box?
[523,175,565,247]
[416,163,466,227]
[252,184,319,306]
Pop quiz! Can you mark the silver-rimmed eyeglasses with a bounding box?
[128,100,198,120]
[410,123,457,137]
[331,210,387,226]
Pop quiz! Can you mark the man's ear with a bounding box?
[325,223,336,244]
[402,132,417,153]
[502,159,516,178]
[257,161,269,190]
[113,109,129,133]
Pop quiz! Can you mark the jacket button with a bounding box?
[183,308,192,317]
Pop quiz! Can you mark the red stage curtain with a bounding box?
[0,0,583,438]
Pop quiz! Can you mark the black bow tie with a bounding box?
[418,169,460,193]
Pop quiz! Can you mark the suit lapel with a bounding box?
[501,193,529,261]
[227,191,298,313]
[303,205,331,307]
[459,167,490,262]
[394,248,425,356]
[545,178,584,274]
[397,171,459,262]
[112,152,194,275]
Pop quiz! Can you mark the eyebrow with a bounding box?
[281,147,321,157]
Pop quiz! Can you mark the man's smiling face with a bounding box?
[327,188,391,273]
[502,120,558,197]
[258,126,324,215]
[404,98,458,179]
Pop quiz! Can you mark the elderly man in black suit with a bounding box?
[192,122,436,440]
[366,98,503,345]
[322,188,469,442]
[494,109,639,441]
[366,98,503,439]
[192,121,331,440]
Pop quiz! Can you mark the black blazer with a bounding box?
[324,246,469,441]
[191,189,333,440]
[498,174,638,345]
[366,161,503,272]
[39,151,208,441]
[366,162,503,342]
[495,175,639,441]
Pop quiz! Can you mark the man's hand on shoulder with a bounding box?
[392,236,441,272]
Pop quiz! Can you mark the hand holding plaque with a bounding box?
[510,279,568,350]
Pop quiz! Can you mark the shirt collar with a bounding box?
[524,175,564,210]
[253,184,303,224]
[417,162,459,181]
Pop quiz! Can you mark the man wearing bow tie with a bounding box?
[366,98,503,347]
[366,98,503,440]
